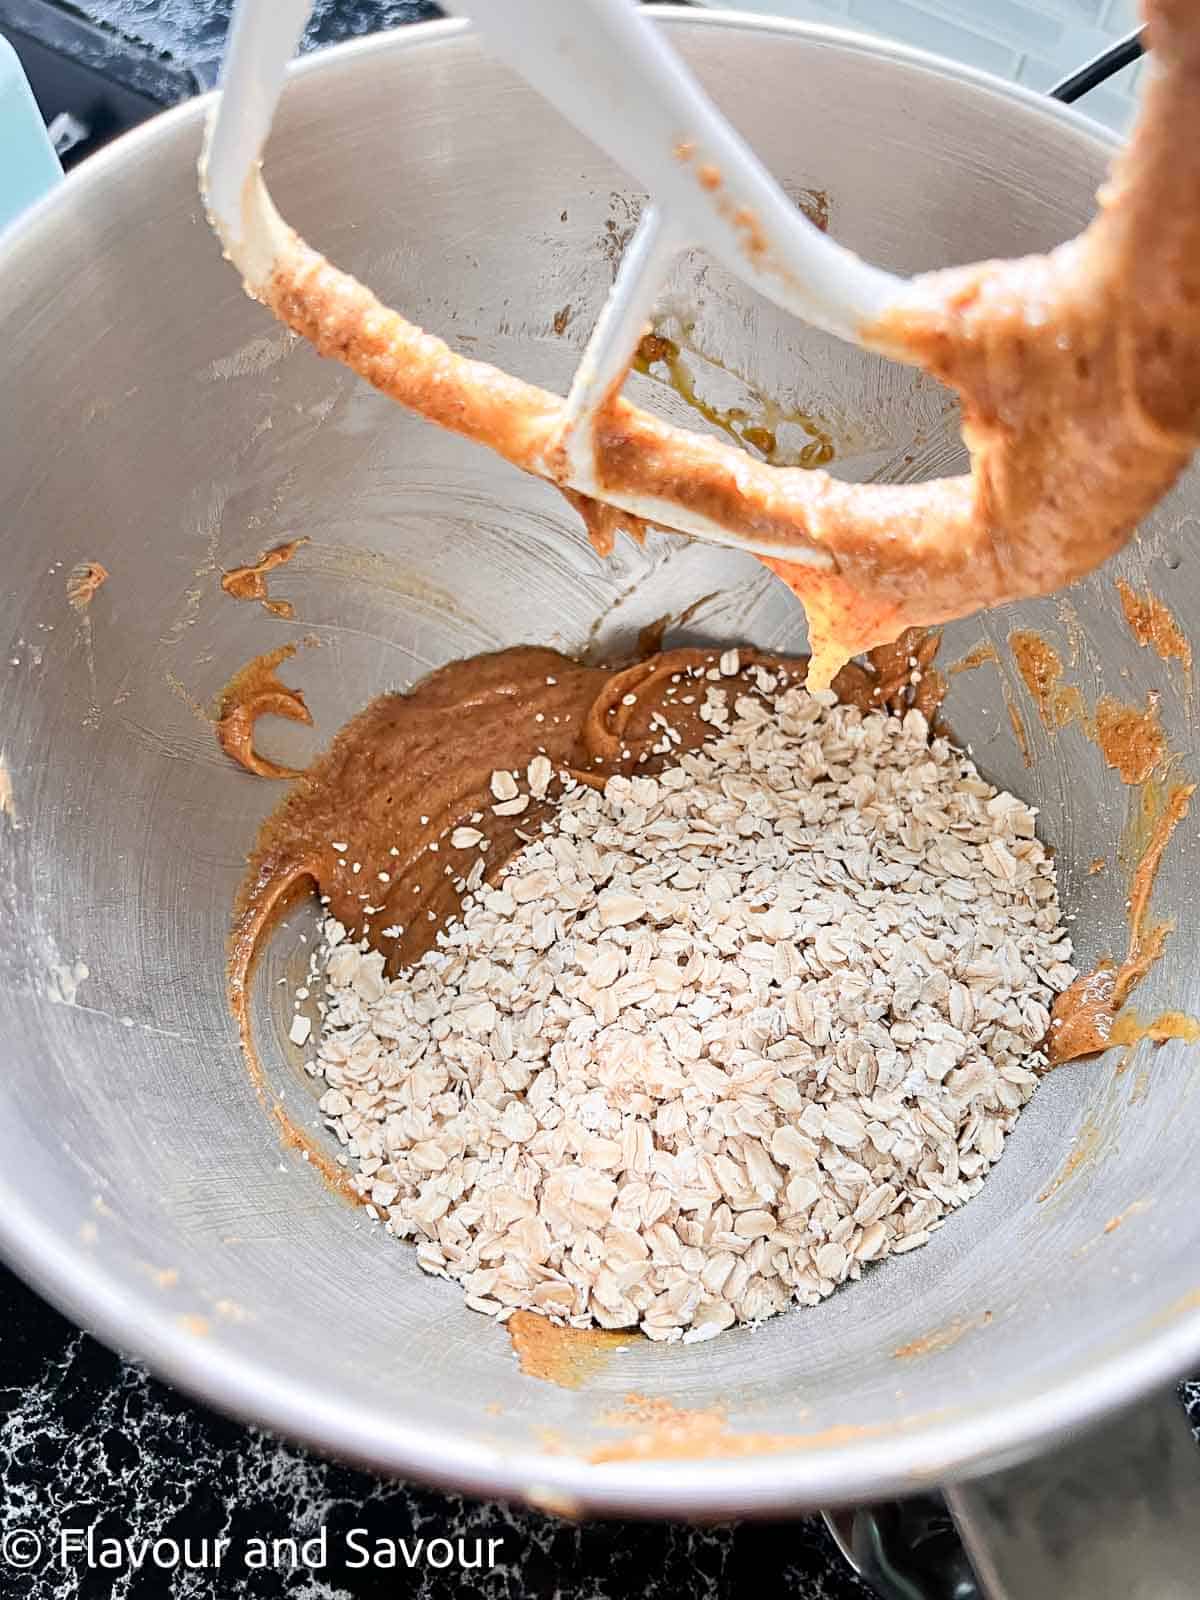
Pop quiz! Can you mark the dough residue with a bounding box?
[1116,577,1191,674]
[66,561,109,613]
[507,1312,630,1389]
[1093,694,1167,786]
[590,1395,806,1463]
[221,538,307,620]
[1009,631,1086,732]
[216,642,313,780]
[1047,783,1194,1062]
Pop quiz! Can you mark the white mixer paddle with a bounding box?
[201,0,897,564]
[201,0,1200,686]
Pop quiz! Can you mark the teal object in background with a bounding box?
[0,34,63,233]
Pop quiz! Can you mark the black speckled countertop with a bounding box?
[0,5,1198,1597]
[0,1275,869,1599]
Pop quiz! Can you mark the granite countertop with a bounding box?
[0,1275,867,1600]
[0,5,1195,1598]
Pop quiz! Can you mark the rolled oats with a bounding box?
[309,676,1073,1341]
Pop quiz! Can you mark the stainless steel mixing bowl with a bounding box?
[1,9,1199,1551]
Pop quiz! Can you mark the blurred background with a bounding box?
[0,0,1144,178]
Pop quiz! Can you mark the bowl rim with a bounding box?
[1,7,1196,1518]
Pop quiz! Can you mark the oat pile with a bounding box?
[304,675,1075,1342]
